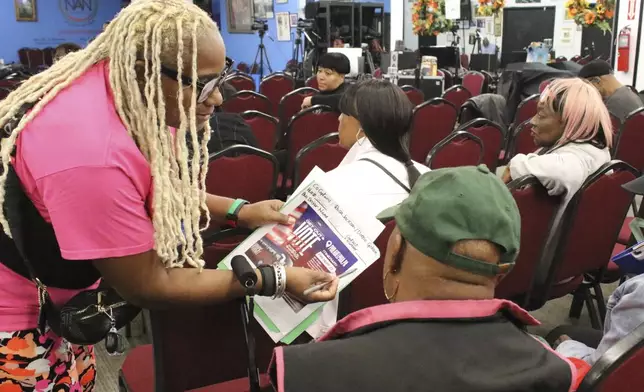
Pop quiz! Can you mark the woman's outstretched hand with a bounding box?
[237,200,295,229]
[285,267,339,303]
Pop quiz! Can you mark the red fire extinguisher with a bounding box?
[617,26,631,72]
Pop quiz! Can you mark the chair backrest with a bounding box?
[43,47,54,66]
[610,112,621,136]
[224,73,256,92]
[570,55,582,63]
[459,118,505,171]
[337,221,395,318]
[556,56,568,62]
[462,71,485,96]
[286,105,340,177]
[279,87,318,131]
[578,55,592,65]
[26,48,45,68]
[460,53,470,69]
[293,133,347,187]
[539,79,553,93]
[206,145,278,203]
[236,62,250,73]
[305,75,319,89]
[442,85,472,111]
[614,108,644,171]
[17,48,29,67]
[513,94,539,126]
[409,98,458,163]
[495,176,561,302]
[240,110,279,152]
[259,72,295,115]
[150,229,278,392]
[506,120,537,160]
[577,321,644,392]
[401,85,424,107]
[543,161,638,296]
[221,91,272,115]
[440,69,454,89]
[426,130,484,169]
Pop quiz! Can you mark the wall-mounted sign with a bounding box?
[627,0,636,20]
[59,0,99,26]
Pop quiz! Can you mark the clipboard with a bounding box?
[611,218,644,275]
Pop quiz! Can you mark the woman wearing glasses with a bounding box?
[0,1,337,390]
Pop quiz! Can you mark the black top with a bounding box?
[310,82,347,112]
[207,112,259,154]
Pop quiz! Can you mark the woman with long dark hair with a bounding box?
[306,79,429,338]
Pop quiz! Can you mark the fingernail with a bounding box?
[288,217,296,224]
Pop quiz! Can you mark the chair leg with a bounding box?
[569,290,584,319]
[593,282,607,323]
[583,287,602,330]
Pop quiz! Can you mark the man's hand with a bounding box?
[237,200,295,229]
[301,96,313,110]
[501,166,512,184]
[285,267,338,303]
[553,334,571,349]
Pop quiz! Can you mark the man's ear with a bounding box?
[383,227,403,278]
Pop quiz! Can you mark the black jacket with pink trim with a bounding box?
[267,299,576,392]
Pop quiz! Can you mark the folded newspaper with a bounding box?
[218,169,382,343]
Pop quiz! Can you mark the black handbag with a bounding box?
[2,102,140,353]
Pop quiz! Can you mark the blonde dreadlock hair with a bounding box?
[0,0,219,269]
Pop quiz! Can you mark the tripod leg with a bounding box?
[253,47,261,74]
[263,49,273,74]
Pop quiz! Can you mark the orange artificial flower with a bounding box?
[605,9,614,18]
[584,10,596,25]
[478,0,487,4]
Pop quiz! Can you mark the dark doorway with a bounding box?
[581,26,613,61]
[502,6,556,53]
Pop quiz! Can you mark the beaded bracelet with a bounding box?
[272,264,287,299]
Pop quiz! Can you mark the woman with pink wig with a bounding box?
[502,78,612,214]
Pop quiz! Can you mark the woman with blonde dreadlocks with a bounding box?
[0,1,337,390]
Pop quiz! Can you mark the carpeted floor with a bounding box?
[93,286,618,391]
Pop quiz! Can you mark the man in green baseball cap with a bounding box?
[267,165,581,392]
[376,163,521,302]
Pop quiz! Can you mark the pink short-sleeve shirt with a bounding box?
[0,61,155,331]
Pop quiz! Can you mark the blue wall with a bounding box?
[217,0,389,73]
[0,0,121,64]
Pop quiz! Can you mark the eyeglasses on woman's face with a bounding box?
[160,57,234,103]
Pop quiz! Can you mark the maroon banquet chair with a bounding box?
[278,87,318,133]
[240,110,279,152]
[426,131,484,170]
[337,221,396,318]
[460,53,469,70]
[259,72,295,115]
[512,94,539,129]
[462,71,485,96]
[17,48,29,68]
[293,133,347,188]
[283,105,340,188]
[442,85,472,111]
[439,69,454,89]
[401,85,424,107]
[409,98,457,163]
[224,73,256,92]
[577,321,644,392]
[505,120,537,161]
[613,108,644,171]
[495,176,561,305]
[221,91,272,115]
[206,145,279,203]
[236,62,250,73]
[459,118,504,171]
[539,79,553,93]
[532,161,638,326]
[305,76,319,89]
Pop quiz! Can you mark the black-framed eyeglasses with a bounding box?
[160,57,234,103]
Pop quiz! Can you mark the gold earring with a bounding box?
[383,270,399,302]
[356,129,364,146]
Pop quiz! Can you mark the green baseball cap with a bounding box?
[377,165,521,277]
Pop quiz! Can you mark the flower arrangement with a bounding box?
[565,0,616,33]
[476,0,504,17]
[412,0,454,36]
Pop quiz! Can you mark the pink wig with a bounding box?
[541,78,613,148]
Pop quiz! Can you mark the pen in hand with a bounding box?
[302,267,357,296]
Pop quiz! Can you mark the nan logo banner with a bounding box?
[59,0,99,26]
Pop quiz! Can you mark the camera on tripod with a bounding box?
[296,18,315,30]
[251,19,268,32]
